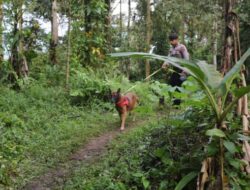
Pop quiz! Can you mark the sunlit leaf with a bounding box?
[206,128,226,138]
[142,177,150,189]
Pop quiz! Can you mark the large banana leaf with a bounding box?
[218,48,250,108]
[110,52,221,119]
[111,53,223,89]
[110,49,250,121]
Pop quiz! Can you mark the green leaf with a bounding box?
[110,52,220,119]
[223,140,237,154]
[174,172,197,190]
[154,148,165,158]
[233,85,250,98]
[117,182,127,190]
[218,48,250,98]
[142,177,150,189]
[133,172,144,178]
[206,128,226,138]
[195,61,222,89]
[238,134,250,141]
[221,85,250,121]
[229,159,243,169]
[207,143,219,156]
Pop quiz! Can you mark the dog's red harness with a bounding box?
[116,97,130,108]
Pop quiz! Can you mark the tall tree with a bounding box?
[0,0,3,63]
[125,0,132,79]
[221,0,240,74]
[145,0,152,80]
[18,1,28,77]
[50,0,59,64]
[119,0,123,45]
[66,1,71,89]
[10,0,29,78]
[105,0,112,52]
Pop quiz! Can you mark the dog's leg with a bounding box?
[132,112,136,121]
[119,112,122,123]
[120,107,127,131]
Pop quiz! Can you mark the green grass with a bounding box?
[0,79,164,189]
[63,118,163,190]
[62,108,210,190]
[0,84,120,189]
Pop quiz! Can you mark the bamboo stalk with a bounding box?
[237,98,242,116]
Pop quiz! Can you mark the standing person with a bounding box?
[162,33,189,105]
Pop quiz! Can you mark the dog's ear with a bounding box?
[117,88,121,94]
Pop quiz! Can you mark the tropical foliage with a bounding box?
[0,0,250,189]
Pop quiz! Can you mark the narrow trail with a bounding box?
[22,117,152,190]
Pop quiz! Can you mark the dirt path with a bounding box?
[21,117,151,190]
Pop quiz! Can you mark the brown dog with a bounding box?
[111,88,139,131]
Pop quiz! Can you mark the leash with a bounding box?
[123,67,177,94]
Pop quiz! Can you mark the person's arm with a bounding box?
[162,48,172,68]
[180,45,189,78]
[180,45,189,60]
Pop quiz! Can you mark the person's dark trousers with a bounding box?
[169,69,183,106]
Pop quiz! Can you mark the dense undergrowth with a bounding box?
[64,107,250,190]
[0,65,172,189]
[0,83,118,188]
[63,108,210,190]
[1,64,250,189]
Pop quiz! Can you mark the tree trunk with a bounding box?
[18,2,28,77]
[85,0,91,33]
[127,0,131,48]
[0,0,3,63]
[50,0,59,65]
[10,8,19,76]
[181,0,185,45]
[212,20,218,67]
[66,5,71,90]
[119,0,122,46]
[105,0,111,52]
[84,0,91,65]
[126,0,131,79]
[145,0,152,80]
[10,1,28,78]
[221,0,239,74]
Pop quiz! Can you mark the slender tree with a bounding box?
[125,0,132,79]
[105,0,112,52]
[145,0,152,80]
[18,1,28,77]
[212,20,218,67]
[0,0,3,63]
[66,2,71,89]
[50,0,59,64]
[119,0,122,45]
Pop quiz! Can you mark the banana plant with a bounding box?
[111,48,250,125]
[111,48,250,189]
